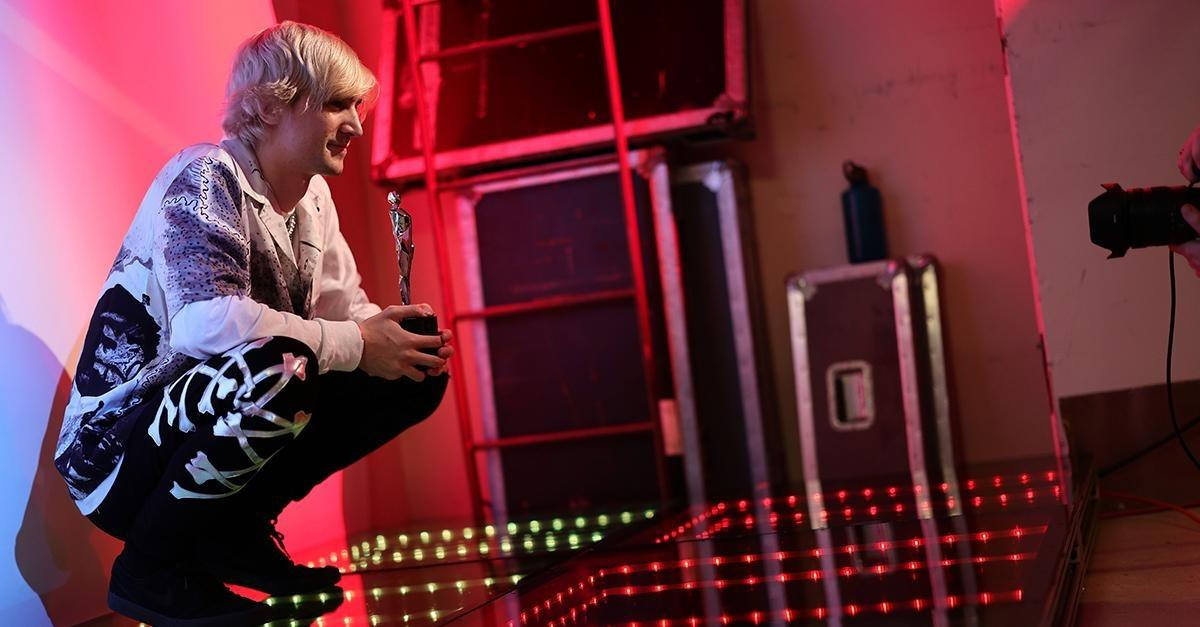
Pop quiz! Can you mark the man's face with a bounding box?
[273,95,365,177]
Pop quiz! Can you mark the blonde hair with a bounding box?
[222,21,378,147]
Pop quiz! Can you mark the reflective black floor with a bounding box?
[103,456,1091,626]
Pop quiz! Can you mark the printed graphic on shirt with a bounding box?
[56,252,163,501]
[74,285,161,397]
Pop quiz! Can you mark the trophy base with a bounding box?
[400,315,440,370]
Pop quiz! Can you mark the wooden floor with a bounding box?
[1078,508,1200,625]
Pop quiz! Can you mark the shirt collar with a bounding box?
[220,136,273,207]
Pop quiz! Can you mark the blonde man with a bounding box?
[55,21,453,626]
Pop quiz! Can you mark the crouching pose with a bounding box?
[54,21,453,626]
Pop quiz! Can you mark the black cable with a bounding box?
[1166,248,1200,473]
[1099,412,1200,477]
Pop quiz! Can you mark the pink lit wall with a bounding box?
[0,2,367,623]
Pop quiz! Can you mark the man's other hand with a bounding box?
[356,304,446,381]
[1170,204,1200,276]
[1179,125,1200,183]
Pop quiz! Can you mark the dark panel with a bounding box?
[671,179,753,494]
[804,275,911,482]
[385,0,736,171]
[486,300,650,438]
[499,435,660,515]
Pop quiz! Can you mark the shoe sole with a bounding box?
[109,590,279,627]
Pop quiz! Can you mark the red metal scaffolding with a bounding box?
[395,0,672,526]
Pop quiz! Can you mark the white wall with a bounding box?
[998,0,1200,405]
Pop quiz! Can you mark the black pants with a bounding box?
[87,336,448,561]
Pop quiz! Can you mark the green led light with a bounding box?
[485,524,496,537]
[546,535,557,548]
[370,615,381,627]
[403,615,410,623]
[413,548,424,561]
[371,587,382,600]
[507,522,518,535]
[346,590,354,601]
[351,546,360,560]
[375,535,387,550]
[620,511,632,524]
[427,583,438,593]
[291,620,299,627]
[441,529,453,542]
[592,531,603,542]
[523,537,534,551]
[398,534,409,546]
[575,516,587,528]
[455,580,466,591]
[430,610,439,621]
[420,531,431,544]
[484,577,495,587]
[644,509,655,519]
[511,574,522,584]
[569,533,580,546]
[370,553,382,565]
[267,598,276,607]
[435,546,446,560]
[529,520,541,533]
[552,518,564,531]
[500,539,512,552]
[598,514,610,526]
[463,527,474,540]
[400,586,409,595]
[361,541,370,552]
[392,551,403,562]
[319,592,329,603]
[292,594,302,607]
[479,542,490,554]
[456,544,468,557]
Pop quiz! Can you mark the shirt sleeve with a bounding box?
[153,156,364,373]
[310,194,384,323]
[169,296,364,373]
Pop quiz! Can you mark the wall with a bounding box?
[702,0,1056,479]
[997,0,1200,497]
[0,2,284,623]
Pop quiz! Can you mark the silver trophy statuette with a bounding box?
[388,190,414,306]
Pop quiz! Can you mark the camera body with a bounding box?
[1089,183,1200,258]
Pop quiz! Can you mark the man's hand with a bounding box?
[1179,125,1200,183]
[356,304,446,381]
[1170,204,1200,277]
[427,328,455,377]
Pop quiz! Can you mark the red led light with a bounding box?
[967,479,976,490]
[993,475,1002,488]
[863,488,873,499]
[895,503,905,513]
[1020,473,1030,484]
[838,490,847,502]
[940,482,949,493]
[869,505,879,516]
[888,486,898,498]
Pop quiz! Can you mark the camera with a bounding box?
[1089,183,1200,258]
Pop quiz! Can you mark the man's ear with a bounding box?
[259,99,284,126]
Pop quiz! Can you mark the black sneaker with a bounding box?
[108,550,278,627]
[197,519,341,596]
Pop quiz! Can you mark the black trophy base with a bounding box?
[400,315,440,369]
